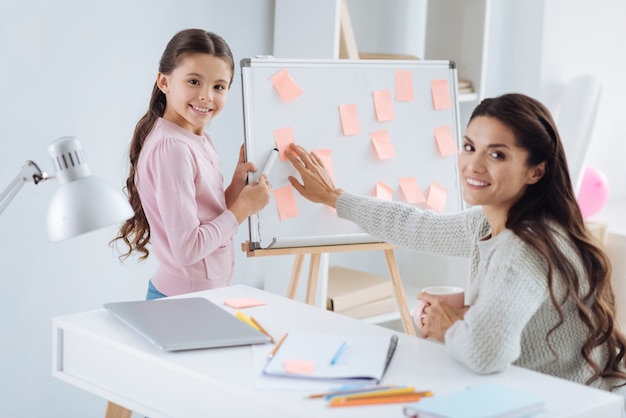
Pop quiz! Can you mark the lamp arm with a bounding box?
[0,161,50,216]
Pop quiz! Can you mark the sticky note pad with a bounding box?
[339,104,361,136]
[284,359,315,375]
[273,127,295,161]
[426,181,447,212]
[270,69,303,103]
[370,130,396,160]
[431,79,452,110]
[399,177,425,204]
[223,298,266,309]
[274,185,299,220]
[434,125,458,157]
[372,90,395,122]
[312,148,335,179]
[395,70,414,102]
[375,181,394,201]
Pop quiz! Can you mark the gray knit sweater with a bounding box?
[336,192,626,399]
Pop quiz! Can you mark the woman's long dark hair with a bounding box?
[110,29,234,260]
[471,93,626,388]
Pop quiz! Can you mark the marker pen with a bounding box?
[260,148,279,177]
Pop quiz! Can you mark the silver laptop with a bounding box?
[104,297,271,351]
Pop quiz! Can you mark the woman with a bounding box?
[286,93,626,399]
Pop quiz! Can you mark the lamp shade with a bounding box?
[45,136,133,242]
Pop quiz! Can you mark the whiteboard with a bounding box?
[241,58,463,249]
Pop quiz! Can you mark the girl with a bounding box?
[112,29,271,299]
[286,93,626,402]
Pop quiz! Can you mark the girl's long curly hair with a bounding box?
[110,29,234,260]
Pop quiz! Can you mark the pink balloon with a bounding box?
[577,167,610,218]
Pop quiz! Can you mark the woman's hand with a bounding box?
[286,143,344,208]
[418,292,468,342]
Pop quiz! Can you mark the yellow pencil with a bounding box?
[250,316,275,343]
[331,387,417,400]
[235,310,258,330]
[329,392,430,407]
[307,385,398,399]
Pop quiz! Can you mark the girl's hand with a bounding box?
[418,292,467,342]
[231,144,255,186]
[228,174,271,224]
[286,143,343,208]
[225,144,256,208]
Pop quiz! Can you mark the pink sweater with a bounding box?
[136,118,239,296]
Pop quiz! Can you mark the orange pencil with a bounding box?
[329,392,431,407]
[250,316,275,343]
[268,332,288,359]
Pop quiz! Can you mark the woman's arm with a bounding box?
[286,143,482,257]
[445,244,547,374]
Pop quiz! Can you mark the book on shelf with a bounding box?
[338,296,398,319]
[327,266,395,312]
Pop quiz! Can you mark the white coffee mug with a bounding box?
[413,285,464,329]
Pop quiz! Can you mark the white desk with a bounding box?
[52,285,623,418]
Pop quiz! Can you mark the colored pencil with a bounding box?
[308,385,399,399]
[235,310,258,330]
[268,332,288,359]
[249,316,275,343]
[330,386,418,400]
[329,392,430,407]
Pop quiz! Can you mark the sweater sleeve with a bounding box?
[336,192,484,257]
[444,236,548,374]
[143,138,238,266]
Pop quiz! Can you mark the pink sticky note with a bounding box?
[375,181,394,201]
[434,125,458,157]
[283,359,315,375]
[338,104,361,136]
[431,79,452,110]
[312,148,335,179]
[223,298,266,309]
[372,90,395,122]
[395,70,414,102]
[370,130,396,160]
[274,185,299,220]
[399,177,425,204]
[270,69,303,103]
[273,127,295,161]
[426,181,447,212]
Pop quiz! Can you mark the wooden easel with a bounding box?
[104,402,131,418]
[243,241,417,336]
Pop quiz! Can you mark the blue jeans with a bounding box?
[146,280,167,300]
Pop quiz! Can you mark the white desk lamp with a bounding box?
[0,136,133,241]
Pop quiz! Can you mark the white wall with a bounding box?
[0,1,273,416]
[485,0,626,201]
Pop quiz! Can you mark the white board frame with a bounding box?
[241,58,464,249]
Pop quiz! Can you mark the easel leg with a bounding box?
[305,253,322,305]
[384,249,416,336]
[286,254,305,299]
[105,401,132,418]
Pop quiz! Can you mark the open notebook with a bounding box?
[263,330,398,383]
[104,297,271,351]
